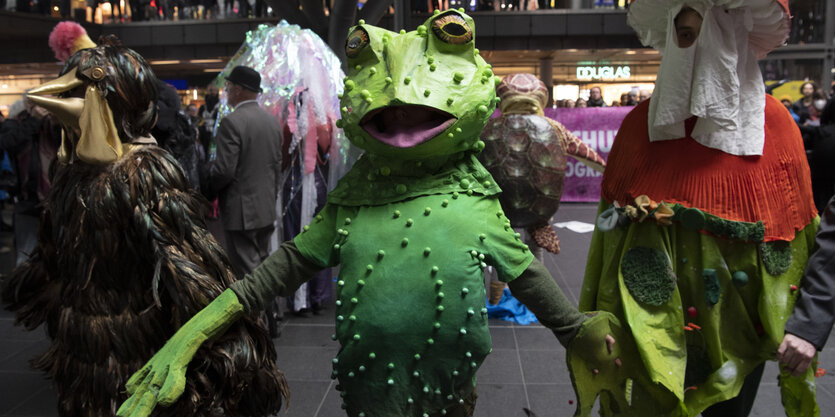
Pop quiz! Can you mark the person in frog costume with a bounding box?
[569,1,827,416]
[117,10,617,417]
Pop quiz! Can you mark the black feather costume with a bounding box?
[1,35,288,417]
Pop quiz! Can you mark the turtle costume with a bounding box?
[117,10,617,417]
[569,1,823,416]
[480,72,606,254]
[0,22,288,417]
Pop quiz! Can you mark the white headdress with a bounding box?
[628,0,789,156]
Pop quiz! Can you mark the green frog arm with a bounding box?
[229,240,325,312]
[117,241,322,417]
[116,289,244,417]
[507,257,587,346]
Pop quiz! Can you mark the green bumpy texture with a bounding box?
[117,289,244,417]
[620,246,676,306]
[577,199,820,416]
[292,10,535,416]
[338,10,497,161]
[295,193,532,415]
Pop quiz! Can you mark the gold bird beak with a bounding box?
[27,68,84,96]
[26,67,125,164]
[26,68,85,135]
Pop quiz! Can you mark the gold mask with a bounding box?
[27,67,125,164]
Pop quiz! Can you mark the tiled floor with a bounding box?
[1,203,835,416]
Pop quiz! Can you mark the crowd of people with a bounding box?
[5,0,281,22]
[781,81,835,214]
[553,86,649,108]
[3,0,633,23]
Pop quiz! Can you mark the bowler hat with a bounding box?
[226,65,262,93]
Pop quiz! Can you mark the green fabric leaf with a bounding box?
[779,360,820,417]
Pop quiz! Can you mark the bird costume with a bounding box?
[1,22,288,417]
[117,10,617,417]
[569,1,822,416]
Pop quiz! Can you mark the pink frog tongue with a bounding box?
[361,105,457,148]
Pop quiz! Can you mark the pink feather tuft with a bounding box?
[49,21,89,62]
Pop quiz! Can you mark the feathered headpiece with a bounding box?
[29,23,158,165]
[48,21,97,62]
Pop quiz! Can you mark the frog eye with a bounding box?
[346,27,370,58]
[431,13,473,44]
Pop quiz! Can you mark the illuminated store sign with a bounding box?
[576,65,631,80]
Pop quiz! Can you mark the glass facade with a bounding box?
[760,59,824,83]
[788,0,827,45]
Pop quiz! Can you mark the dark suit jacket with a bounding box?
[786,193,835,350]
[210,101,282,231]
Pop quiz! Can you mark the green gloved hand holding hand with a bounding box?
[117,289,244,417]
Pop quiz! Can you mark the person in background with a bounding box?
[200,0,216,18]
[575,97,587,108]
[198,84,220,156]
[587,86,606,107]
[780,94,800,122]
[800,90,827,127]
[152,79,201,190]
[108,0,121,21]
[207,65,282,309]
[800,98,835,213]
[781,189,835,379]
[0,99,61,266]
[564,99,575,108]
[792,81,817,123]
[638,89,651,103]
[131,0,149,21]
[185,103,203,157]
[186,103,199,121]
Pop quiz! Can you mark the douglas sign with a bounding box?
[576,65,631,80]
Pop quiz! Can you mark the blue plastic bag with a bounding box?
[485,288,539,325]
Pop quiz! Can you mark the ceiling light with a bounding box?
[150,60,181,65]
[190,59,224,64]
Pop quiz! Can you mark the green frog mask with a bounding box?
[337,9,499,160]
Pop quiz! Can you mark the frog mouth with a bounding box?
[360,105,457,148]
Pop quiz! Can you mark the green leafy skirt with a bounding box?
[572,200,820,417]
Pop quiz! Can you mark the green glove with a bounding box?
[116,289,244,417]
[566,311,646,417]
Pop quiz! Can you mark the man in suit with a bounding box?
[210,65,282,282]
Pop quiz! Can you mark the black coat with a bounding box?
[785,193,835,350]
